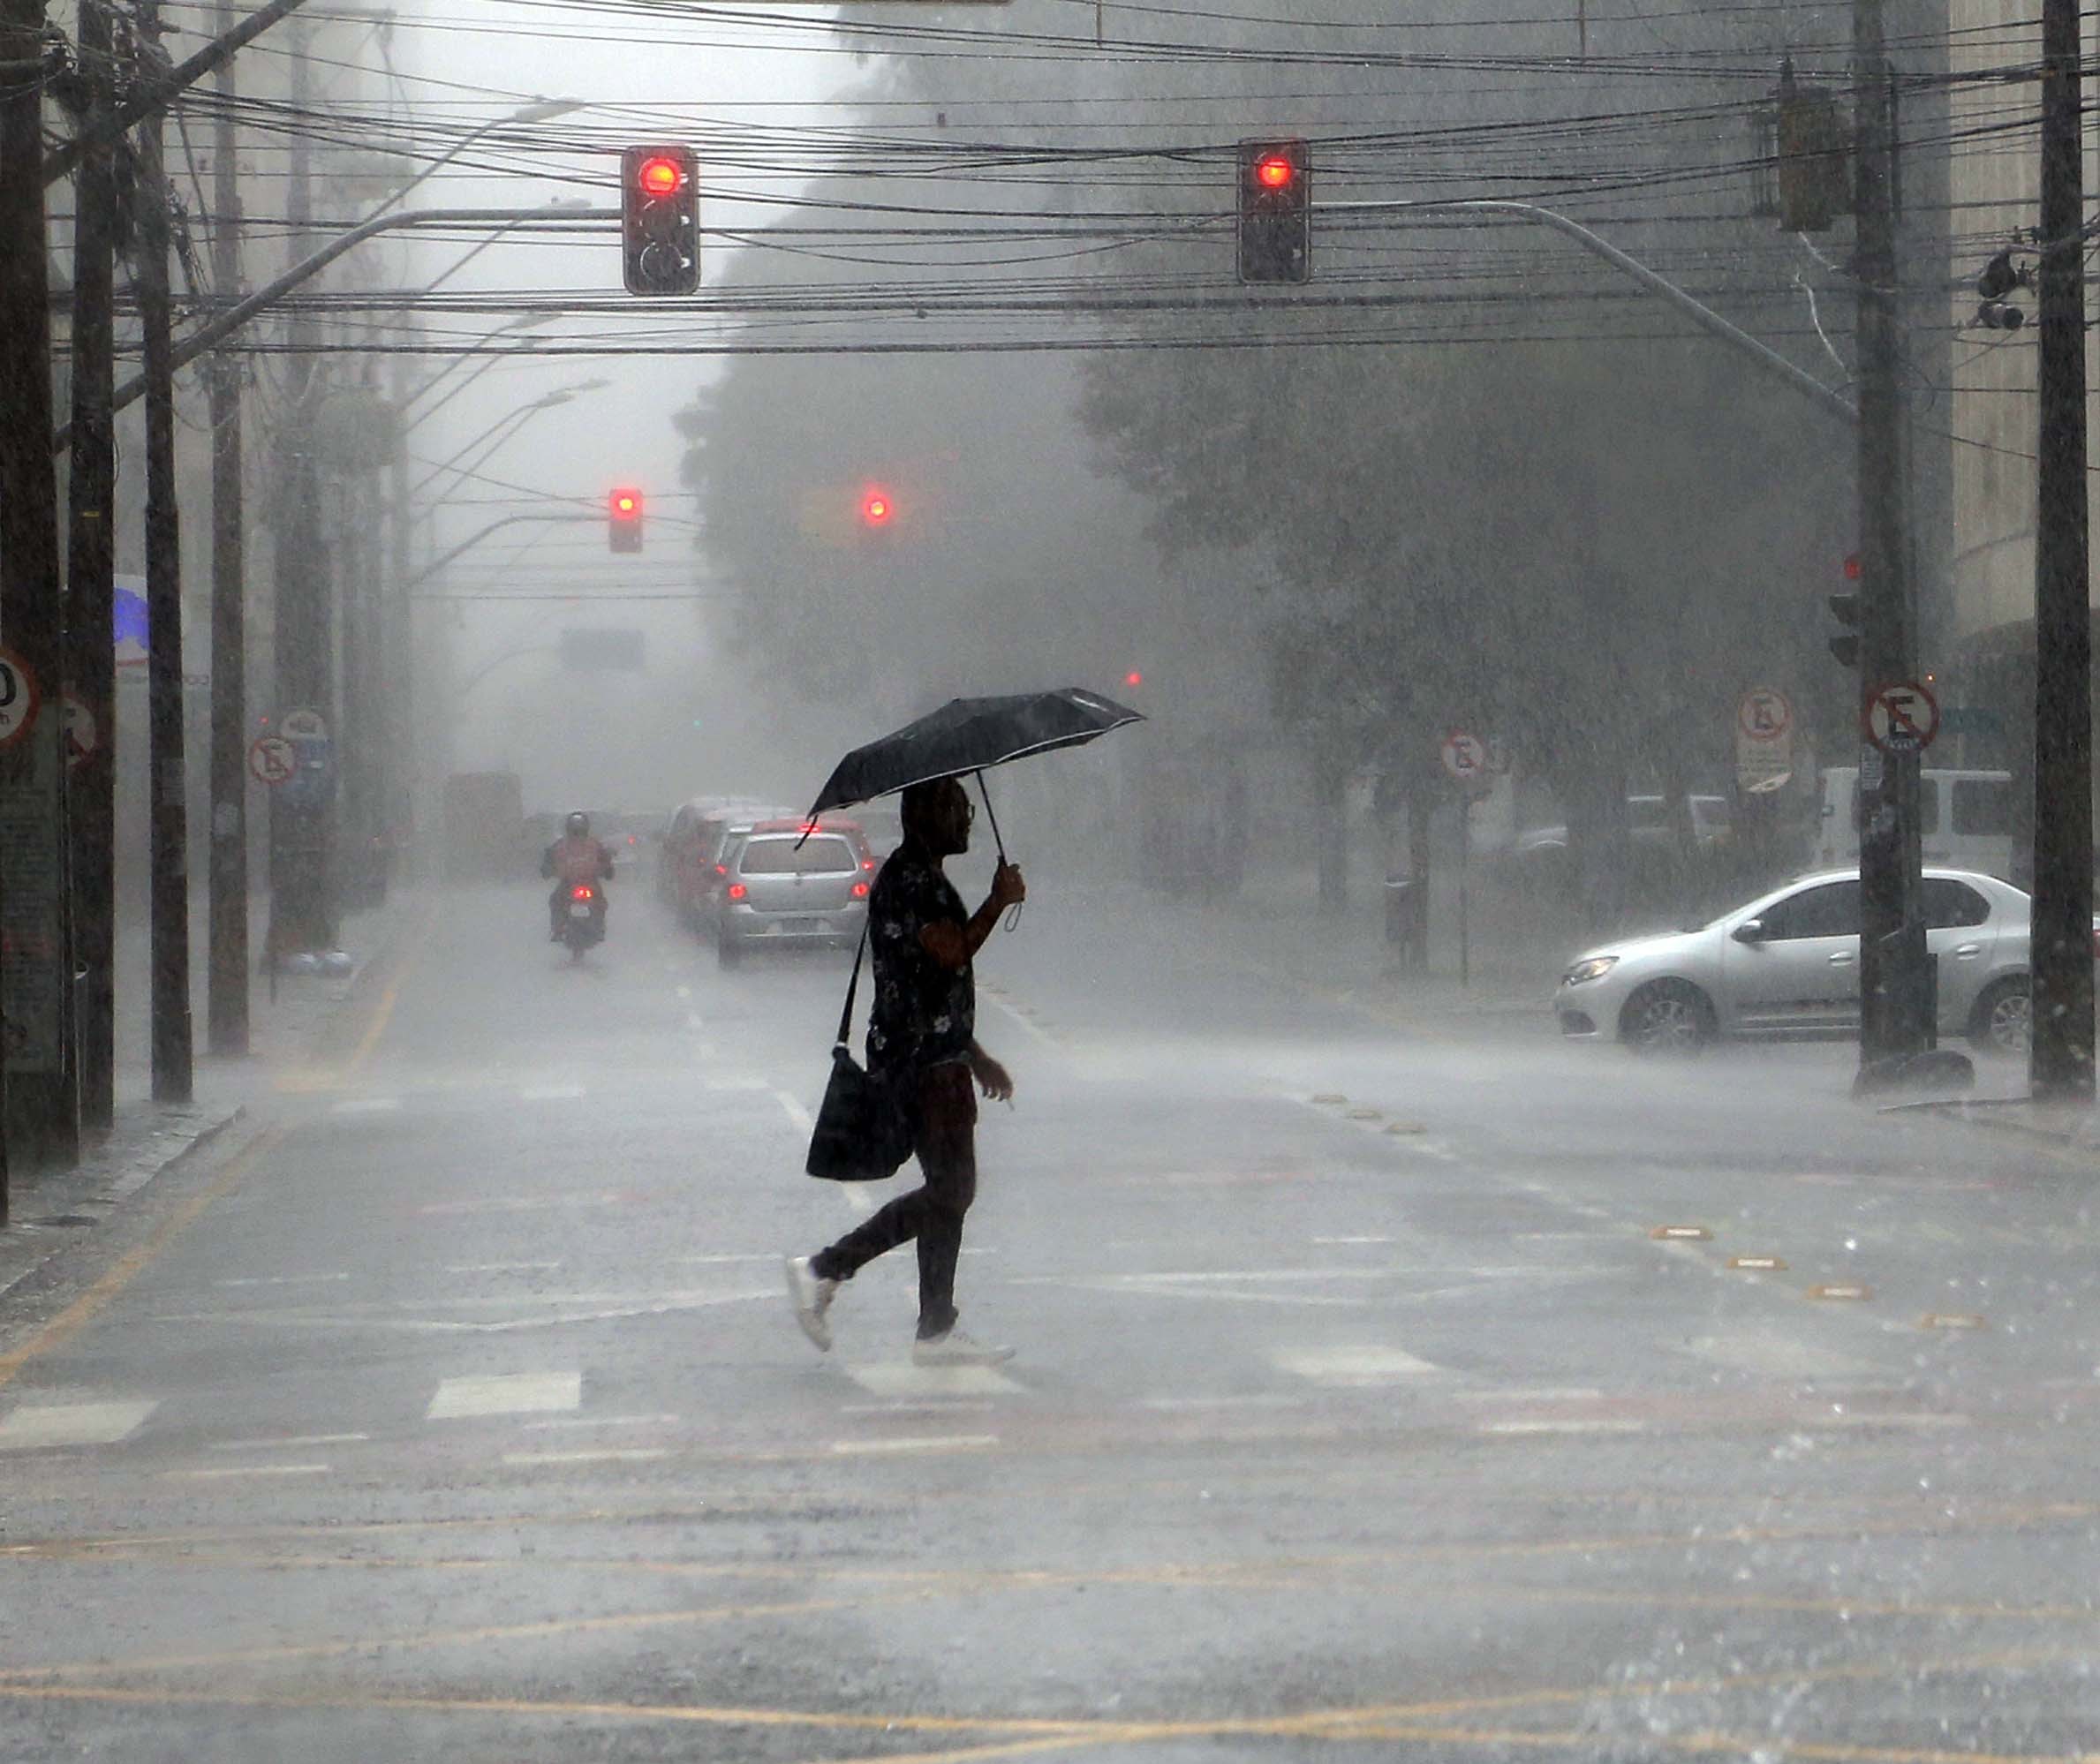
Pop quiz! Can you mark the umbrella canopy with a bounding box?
[808,688,1144,818]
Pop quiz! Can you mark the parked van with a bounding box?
[1813,767,2014,879]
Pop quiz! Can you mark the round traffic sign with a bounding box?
[0,648,42,750]
[1736,685,1793,743]
[1864,680,1940,756]
[1441,730,1488,781]
[249,735,297,786]
[61,692,97,769]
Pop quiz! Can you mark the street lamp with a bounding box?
[409,379,610,504]
[372,97,585,221]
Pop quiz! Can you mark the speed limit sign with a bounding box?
[0,648,42,750]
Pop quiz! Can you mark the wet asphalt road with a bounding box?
[3,875,2098,1760]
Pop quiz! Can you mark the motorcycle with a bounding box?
[560,882,607,959]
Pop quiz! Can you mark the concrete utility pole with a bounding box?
[268,20,336,961]
[2028,0,2094,1101]
[207,0,251,1056]
[65,0,119,1131]
[137,2,193,1103]
[1848,0,1932,1085]
[1,0,77,1172]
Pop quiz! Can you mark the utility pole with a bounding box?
[206,0,249,1056]
[1,0,77,1171]
[0,0,53,1211]
[2028,0,2094,1101]
[268,19,336,962]
[65,0,119,1131]
[138,1,193,1103]
[1849,0,1932,1086]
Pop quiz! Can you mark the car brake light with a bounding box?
[727,883,747,901]
[851,882,870,899]
[863,857,876,871]
[714,863,728,875]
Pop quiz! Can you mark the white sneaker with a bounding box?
[912,1328,1014,1368]
[784,1255,838,1353]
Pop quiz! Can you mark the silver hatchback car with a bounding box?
[715,819,875,969]
[1554,868,2056,1055]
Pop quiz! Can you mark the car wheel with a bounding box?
[1967,976,2031,1055]
[1619,979,1716,1055]
[716,935,742,971]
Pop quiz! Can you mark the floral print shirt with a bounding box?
[865,840,973,1074]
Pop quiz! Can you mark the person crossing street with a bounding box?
[786,776,1024,1366]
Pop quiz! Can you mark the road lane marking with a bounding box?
[214,1271,350,1288]
[0,1399,157,1451]
[1271,1346,1443,1385]
[1684,1334,1880,1379]
[677,1253,778,1265]
[1480,1419,1647,1436]
[1313,1235,1393,1246]
[517,1084,589,1103]
[522,1413,678,1431]
[427,1372,581,1421]
[419,1192,631,1216]
[0,1125,283,1397]
[208,1433,368,1451]
[444,1261,564,1274]
[502,1448,671,1468]
[329,1097,401,1116]
[845,1363,1022,1398]
[701,1076,772,1093]
[830,1434,999,1457]
[161,1463,330,1481]
[773,1089,814,1135]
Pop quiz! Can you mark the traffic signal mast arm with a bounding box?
[49,204,617,453]
[1324,199,1859,427]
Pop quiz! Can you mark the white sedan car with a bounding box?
[1554,868,2050,1055]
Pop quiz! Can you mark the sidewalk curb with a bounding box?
[0,1102,246,1308]
[1905,1096,2100,1155]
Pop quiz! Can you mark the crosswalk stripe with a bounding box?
[0,1399,157,1451]
[427,1372,581,1421]
[1269,1346,1444,1385]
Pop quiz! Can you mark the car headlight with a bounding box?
[1562,955,1619,986]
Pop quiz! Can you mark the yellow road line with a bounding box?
[274,900,436,1094]
[0,1126,282,1397]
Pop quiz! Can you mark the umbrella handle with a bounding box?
[973,772,1024,932]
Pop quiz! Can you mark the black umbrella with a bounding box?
[808,687,1144,860]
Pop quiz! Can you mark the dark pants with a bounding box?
[812,1062,978,1339]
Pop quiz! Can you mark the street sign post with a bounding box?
[0,648,42,750]
[1735,685,1794,795]
[1440,729,1487,783]
[1865,680,1939,756]
[249,735,296,787]
[61,692,96,771]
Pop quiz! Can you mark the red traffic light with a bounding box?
[1842,552,1862,580]
[1124,670,1144,689]
[860,488,894,527]
[1254,154,1295,190]
[610,488,642,519]
[636,155,684,198]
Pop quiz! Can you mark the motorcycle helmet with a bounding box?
[566,811,590,837]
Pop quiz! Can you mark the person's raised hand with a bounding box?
[990,862,1027,910]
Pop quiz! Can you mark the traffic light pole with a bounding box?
[1328,200,1858,426]
[2029,0,2095,1101]
[1849,0,1935,1086]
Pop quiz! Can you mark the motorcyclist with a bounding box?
[541,811,616,940]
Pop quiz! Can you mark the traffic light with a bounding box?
[620,146,699,295]
[1123,670,1144,690]
[859,486,895,530]
[1236,139,1311,284]
[1828,552,1861,667]
[608,486,643,553]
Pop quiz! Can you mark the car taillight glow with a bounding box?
[851,882,870,899]
[863,857,877,871]
[727,883,747,901]
[714,863,728,875]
